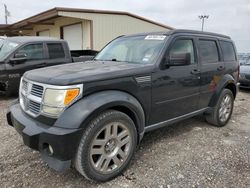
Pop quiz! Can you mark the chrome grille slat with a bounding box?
[22,80,28,93]
[30,84,44,98]
[29,100,41,114]
[20,79,44,117]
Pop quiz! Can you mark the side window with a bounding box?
[199,40,219,63]
[220,41,236,61]
[169,39,195,64]
[47,43,65,59]
[16,43,43,60]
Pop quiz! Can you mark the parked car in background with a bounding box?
[238,53,250,65]
[0,36,97,96]
[7,30,239,181]
[239,61,250,88]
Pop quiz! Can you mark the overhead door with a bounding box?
[62,23,83,50]
[37,30,50,37]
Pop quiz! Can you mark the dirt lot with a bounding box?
[0,90,249,188]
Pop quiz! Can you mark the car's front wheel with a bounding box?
[75,110,137,182]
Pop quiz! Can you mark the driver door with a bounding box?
[150,37,201,124]
[5,42,45,91]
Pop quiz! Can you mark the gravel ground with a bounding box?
[0,90,249,188]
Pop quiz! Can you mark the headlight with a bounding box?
[42,85,83,117]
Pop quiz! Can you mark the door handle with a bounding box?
[217,66,225,71]
[191,69,201,75]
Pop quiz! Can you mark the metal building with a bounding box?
[0,7,173,50]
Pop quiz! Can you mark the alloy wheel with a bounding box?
[90,122,132,174]
[218,94,233,123]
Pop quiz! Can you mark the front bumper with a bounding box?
[239,79,250,89]
[7,103,83,172]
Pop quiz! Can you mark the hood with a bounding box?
[24,61,153,85]
[240,65,250,74]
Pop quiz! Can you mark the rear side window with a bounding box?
[220,41,236,61]
[47,43,65,59]
[199,40,219,63]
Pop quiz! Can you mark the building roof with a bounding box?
[7,36,62,43]
[1,7,173,33]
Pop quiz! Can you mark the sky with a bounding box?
[0,0,249,52]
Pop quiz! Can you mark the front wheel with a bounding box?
[75,110,137,182]
[205,89,234,127]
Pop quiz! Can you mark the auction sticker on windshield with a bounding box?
[145,35,166,40]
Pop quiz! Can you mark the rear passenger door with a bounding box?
[198,38,225,108]
[45,42,69,66]
[219,40,238,82]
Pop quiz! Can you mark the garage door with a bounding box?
[37,30,50,37]
[62,23,83,50]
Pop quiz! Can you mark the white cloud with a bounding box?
[0,0,249,52]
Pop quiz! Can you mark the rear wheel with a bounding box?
[75,110,137,182]
[205,89,234,127]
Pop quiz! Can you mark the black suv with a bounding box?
[7,30,239,182]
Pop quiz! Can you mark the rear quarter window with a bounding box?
[47,43,65,59]
[220,41,236,61]
[199,40,219,63]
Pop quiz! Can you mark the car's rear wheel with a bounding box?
[205,89,234,127]
[75,110,137,182]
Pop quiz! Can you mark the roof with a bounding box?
[1,7,173,31]
[6,36,63,43]
[124,29,231,39]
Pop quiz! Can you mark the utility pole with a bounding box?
[4,4,10,24]
[198,15,209,31]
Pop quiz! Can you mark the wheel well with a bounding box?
[110,105,140,144]
[225,83,236,98]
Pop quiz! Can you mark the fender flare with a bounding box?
[54,90,145,138]
[208,74,237,107]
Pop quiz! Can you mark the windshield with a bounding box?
[0,40,19,61]
[0,39,4,49]
[95,35,167,64]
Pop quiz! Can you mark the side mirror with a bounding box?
[169,53,191,66]
[10,53,28,64]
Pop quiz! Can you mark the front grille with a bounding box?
[245,74,250,80]
[20,79,44,117]
[31,84,44,98]
[29,100,41,115]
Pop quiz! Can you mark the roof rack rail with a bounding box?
[169,29,230,39]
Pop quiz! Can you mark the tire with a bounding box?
[205,89,234,127]
[75,110,137,182]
